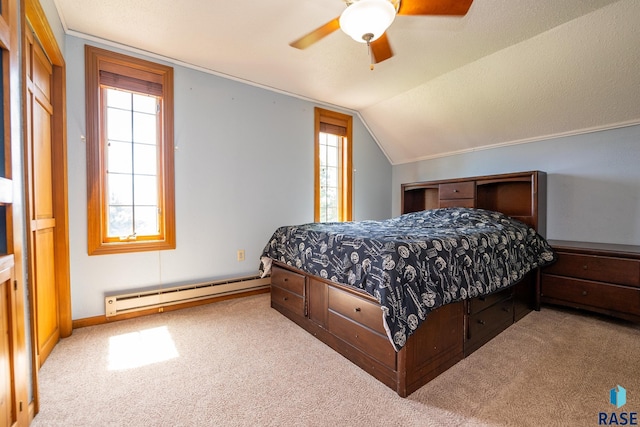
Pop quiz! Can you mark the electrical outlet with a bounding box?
[237,249,245,262]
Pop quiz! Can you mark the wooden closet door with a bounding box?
[26,31,59,367]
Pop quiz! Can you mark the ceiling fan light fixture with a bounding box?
[339,0,396,43]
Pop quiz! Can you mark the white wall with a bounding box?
[65,36,392,319]
[393,124,640,245]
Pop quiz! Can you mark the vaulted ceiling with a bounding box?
[53,0,640,164]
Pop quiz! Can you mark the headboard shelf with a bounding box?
[401,170,546,236]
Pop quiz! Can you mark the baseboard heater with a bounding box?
[105,275,270,317]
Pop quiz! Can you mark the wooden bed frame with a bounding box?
[270,171,547,397]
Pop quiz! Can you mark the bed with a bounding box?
[260,171,555,397]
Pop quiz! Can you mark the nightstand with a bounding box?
[540,240,640,322]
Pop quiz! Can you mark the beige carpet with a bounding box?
[32,293,640,426]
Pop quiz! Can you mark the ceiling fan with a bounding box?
[290,0,474,67]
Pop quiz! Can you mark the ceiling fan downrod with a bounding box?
[363,33,375,70]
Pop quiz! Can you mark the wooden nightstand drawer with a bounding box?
[439,182,475,200]
[544,253,640,287]
[541,275,640,315]
[328,286,385,335]
[271,265,305,296]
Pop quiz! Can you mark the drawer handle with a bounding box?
[582,265,588,270]
[354,307,362,313]
[477,319,485,325]
[283,277,289,282]
[502,307,510,312]
[582,291,588,296]
[453,189,459,193]
[283,296,289,301]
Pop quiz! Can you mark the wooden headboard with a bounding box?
[401,170,547,237]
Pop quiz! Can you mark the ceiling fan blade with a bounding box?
[370,33,393,64]
[398,0,473,16]
[290,17,341,50]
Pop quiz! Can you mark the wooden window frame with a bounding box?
[314,107,352,222]
[85,45,175,255]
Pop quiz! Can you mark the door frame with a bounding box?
[3,0,30,424]
[24,0,70,415]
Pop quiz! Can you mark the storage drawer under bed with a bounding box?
[465,296,514,356]
[271,265,306,317]
[327,286,386,335]
[271,266,306,295]
[271,285,305,317]
[327,285,395,369]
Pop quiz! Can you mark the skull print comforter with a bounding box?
[260,208,556,351]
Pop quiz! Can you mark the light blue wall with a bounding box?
[64,36,392,319]
[40,0,65,52]
[393,125,640,245]
[42,0,639,320]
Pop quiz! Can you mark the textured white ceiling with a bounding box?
[53,0,640,164]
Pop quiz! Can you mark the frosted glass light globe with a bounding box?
[339,0,396,43]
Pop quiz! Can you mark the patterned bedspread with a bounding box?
[260,208,556,351]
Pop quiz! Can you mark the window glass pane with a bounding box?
[320,142,339,224]
[325,166,338,188]
[320,184,339,223]
[134,175,158,206]
[326,145,338,167]
[107,89,132,110]
[108,173,133,205]
[326,186,337,201]
[319,144,327,167]
[133,93,157,114]
[108,206,133,237]
[107,141,132,174]
[133,143,157,175]
[325,206,338,223]
[133,111,157,144]
[107,107,132,142]
[317,120,349,223]
[319,134,339,168]
[135,206,159,235]
[322,132,338,147]
[105,88,161,239]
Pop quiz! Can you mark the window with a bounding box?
[85,45,175,255]
[314,107,352,222]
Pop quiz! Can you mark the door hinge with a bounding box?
[14,280,17,291]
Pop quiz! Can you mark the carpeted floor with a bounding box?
[32,293,640,426]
